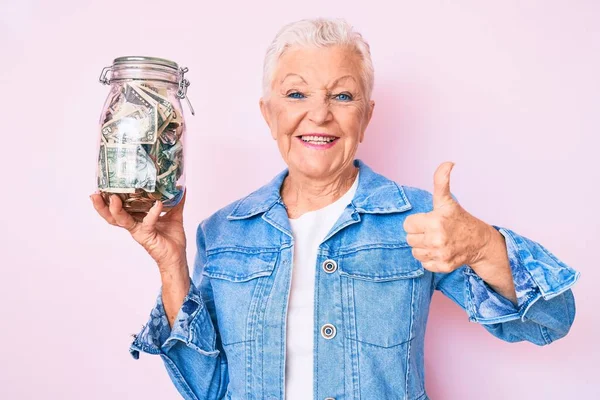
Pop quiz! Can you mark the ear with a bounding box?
[367,100,375,124]
[359,100,375,143]
[259,98,277,140]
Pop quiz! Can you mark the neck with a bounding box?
[281,164,358,219]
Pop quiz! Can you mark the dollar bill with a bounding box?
[159,124,179,146]
[155,162,180,199]
[98,142,108,189]
[102,143,157,193]
[101,108,154,145]
[122,83,158,143]
[137,83,174,123]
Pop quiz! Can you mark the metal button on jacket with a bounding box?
[324,398,336,400]
[322,259,337,273]
[321,323,336,339]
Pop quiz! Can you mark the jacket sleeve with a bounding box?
[433,225,580,345]
[129,221,229,400]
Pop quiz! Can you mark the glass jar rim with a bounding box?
[112,56,179,70]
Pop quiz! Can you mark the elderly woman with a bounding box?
[91,18,579,400]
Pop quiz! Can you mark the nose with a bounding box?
[307,96,333,125]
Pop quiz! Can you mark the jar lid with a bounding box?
[112,56,179,70]
[99,56,195,115]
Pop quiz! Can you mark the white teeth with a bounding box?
[301,135,336,143]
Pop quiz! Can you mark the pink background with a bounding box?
[1,0,598,398]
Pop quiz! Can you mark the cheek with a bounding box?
[336,108,366,138]
[273,104,307,137]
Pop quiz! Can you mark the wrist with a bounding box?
[158,259,189,279]
[470,224,504,271]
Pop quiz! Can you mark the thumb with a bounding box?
[433,161,455,210]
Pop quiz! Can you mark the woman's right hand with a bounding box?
[90,190,188,274]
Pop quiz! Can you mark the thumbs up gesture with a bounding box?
[403,162,495,273]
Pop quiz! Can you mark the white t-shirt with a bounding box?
[285,172,359,399]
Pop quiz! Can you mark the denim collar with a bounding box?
[227,159,412,220]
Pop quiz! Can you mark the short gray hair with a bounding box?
[262,18,375,100]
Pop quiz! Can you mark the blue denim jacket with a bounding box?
[130,159,580,400]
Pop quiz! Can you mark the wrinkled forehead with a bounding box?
[272,45,365,90]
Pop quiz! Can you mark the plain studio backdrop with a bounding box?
[1,0,598,398]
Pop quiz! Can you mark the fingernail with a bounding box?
[109,196,113,205]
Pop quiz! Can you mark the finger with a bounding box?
[142,200,163,230]
[420,260,439,272]
[433,161,455,210]
[403,213,429,234]
[90,194,116,225]
[406,232,426,249]
[411,247,431,262]
[108,194,139,232]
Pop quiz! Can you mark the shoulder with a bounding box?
[397,184,434,214]
[196,195,250,236]
[194,175,280,246]
[394,181,459,214]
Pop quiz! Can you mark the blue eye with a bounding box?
[287,92,305,99]
[335,93,353,101]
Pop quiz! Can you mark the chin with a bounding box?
[290,155,342,179]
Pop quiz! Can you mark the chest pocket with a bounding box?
[201,249,278,346]
[338,246,424,348]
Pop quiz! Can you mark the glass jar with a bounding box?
[95,56,194,214]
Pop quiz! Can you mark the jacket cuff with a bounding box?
[464,225,580,324]
[129,280,219,359]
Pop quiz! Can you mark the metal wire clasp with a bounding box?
[177,67,195,116]
[98,66,113,85]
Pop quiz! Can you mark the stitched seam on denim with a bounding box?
[257,261,276,400]
[345,335,416,349]
[335,243,412,256]
[405,277,414,398]
[246,266,272,399]
[341,275,347,400]
[519,289,543,322]
[201,271,274,282]
[183,299,205,348]
[161,354,200,400]
[245,338,252,399]
[221,338,254,346]
[206,247,281,255]
[349,277,361,399]
[412,391,428,400]
[229,191,277,219]
[540,272,580,300]
[279,247,293,400]
[240,195,282,218]
[338,271,423,280]
[395,183,411,206]
[539,324,551,345]
[130,340,161,355]
[355,206,410,213]
[315,254,321,400]
[262,208,294,238]
[464,268,477,321]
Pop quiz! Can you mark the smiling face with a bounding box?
[260,45,375,181]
